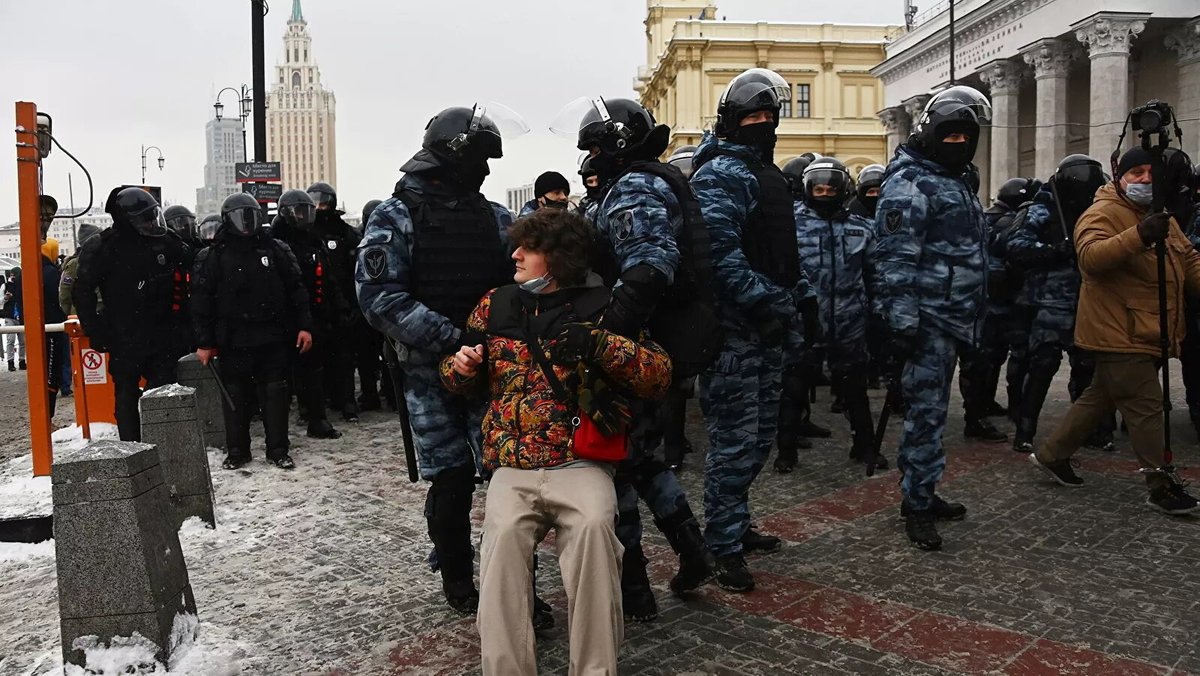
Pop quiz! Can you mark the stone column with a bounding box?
[980,59,1024,199]
[53,440,197,669]
[1166,18,1200,162]
[1022,38,1077,178]
[877,106,909,157]
[901,93,931,132]
[175,353,225,450]
[140,383,216,530]
[1073,13,1148,160]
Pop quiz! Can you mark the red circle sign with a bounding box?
[83,350,103,370]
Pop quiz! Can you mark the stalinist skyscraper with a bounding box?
[267,0,337,192]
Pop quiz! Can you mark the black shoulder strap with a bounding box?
[519,311,573,405]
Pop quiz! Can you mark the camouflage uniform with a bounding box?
[517,199,538,219]
[691,134,803,557]
[355,174,510,480]
[593,166,698,571]
[1005,183,1098,444]
[870,146,987,511]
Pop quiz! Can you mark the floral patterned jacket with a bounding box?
[440,283,672,471]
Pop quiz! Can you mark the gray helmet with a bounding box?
[197,214,221,243]
[667,145,698,179]
[163,205,196,239]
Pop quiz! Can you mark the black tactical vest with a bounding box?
[401,188,507,331]
[716,150,801,288]
[214,239,288,326]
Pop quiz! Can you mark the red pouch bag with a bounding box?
[572,414,628,462]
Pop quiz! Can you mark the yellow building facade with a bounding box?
[636,0,900,175]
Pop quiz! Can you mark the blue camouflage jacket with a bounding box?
[356,173,511,359]
[794,202,875,345]
[594,167,682,283]
[1006,183,1079,311]
[691,133,802,325]
[869,145,988,344]
[517,199,539,218]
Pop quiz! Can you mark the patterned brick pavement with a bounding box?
[1,365,1198,675]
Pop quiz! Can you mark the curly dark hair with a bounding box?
[509,208,594,287]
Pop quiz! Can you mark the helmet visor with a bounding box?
[804,168,849,196]
[227,207,263,236]
[286,203,316,228]
[551,96,600,142]
[130,205,167,237]
[166,214,196,237]
[307,189,336,208]
[720,68,791,109]
[925,85,993,125]
[447,102,528,160]
[198,218,220,241]
[1058,163,1106,194]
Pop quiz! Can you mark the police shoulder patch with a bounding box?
[261,255,270,267]
[363,247,388,280]
[156,253,166,266]
[327,240,338,250]
[883,210,904,235]
[613,210,635,242]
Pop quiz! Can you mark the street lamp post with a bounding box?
[215,85,252,162]
[140,144,165,185]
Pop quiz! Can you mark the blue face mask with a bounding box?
[519,275,553,294]
[1124,182,1154,206]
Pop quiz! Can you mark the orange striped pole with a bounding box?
[15,101,53,477]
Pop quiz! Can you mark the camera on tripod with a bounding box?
[1131,100,1175,138]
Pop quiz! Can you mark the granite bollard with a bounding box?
[175,353,225,450]
[52,440,197,668]
[140,383,216,529]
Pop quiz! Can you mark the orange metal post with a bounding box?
[15,102,53,477]
[65,319,91,440]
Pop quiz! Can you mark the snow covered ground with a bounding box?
[0,412,459,674]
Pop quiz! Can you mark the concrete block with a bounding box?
[139,384,216,529]
[52,440,196,668]
[176,354,225,450]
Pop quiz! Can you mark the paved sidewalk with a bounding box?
[0,365,1198,675]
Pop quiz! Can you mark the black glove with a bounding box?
[798,296,822,347]
[1051,240,1075,259]
[753,316,788,348]
[86,326,110,353]
[547,322,601,365]
[1137,212,1171,245]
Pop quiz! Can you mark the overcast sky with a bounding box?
[0,0,904,224]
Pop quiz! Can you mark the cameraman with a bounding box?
[1030,148,1200,514]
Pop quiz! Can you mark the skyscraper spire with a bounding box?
[290,0,304,23]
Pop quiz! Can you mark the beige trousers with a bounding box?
[478,465,624,676]
[1038,352,1169,490]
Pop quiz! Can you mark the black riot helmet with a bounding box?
[803,157,850,214]
[714,68,790,137]
[996,177,1042,211]
[911,86,992,170]
[197,214,221,244]
[1051,154,1105,227]
[782,155,817,197]
[306,181,337,210]
[361,199,383,230]
[279,189,317,229]
[578,154,597,180]
[108,187,167,237]
[221,193,265,237]
[401,105,504,177]
[667,144,698,179]
[163,205,197,240]
[576,98,667,159]
[855,163,887,214]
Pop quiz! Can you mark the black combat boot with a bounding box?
[740,527,782,554]
[964,417,1008,442]
[621,545,658,622]
[904,508,943,550]
[427,466,479,615]
[774,445,798,473]
[900,494,966,521]
[715,554,754,592]
[655,507,718,594]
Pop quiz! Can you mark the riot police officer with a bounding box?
[192,193,314,470]
[578,96,718,618]
[308,181,363,423]
[164,205,201,253]
[868,86,992,550]
[691,68,813,589]
[1007,155,1111,454]
[576,156,602,222]
[356,199,389,411]
[357,105,514,614]
[846,164,885,220]
[198,214,221,246]
[273,189,344,439]
[793,157,885,472]
[73,187,192,441]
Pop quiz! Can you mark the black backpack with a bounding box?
[617,161,724,379]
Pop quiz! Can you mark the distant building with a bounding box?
[195,117,247,216]
[267,0,338,194]
[506,185,534,214]
[636,0,900,174]
[0,207,112,260]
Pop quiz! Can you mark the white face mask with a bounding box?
[1123,182,1154,206]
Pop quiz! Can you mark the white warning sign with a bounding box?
[81,348,108,385]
